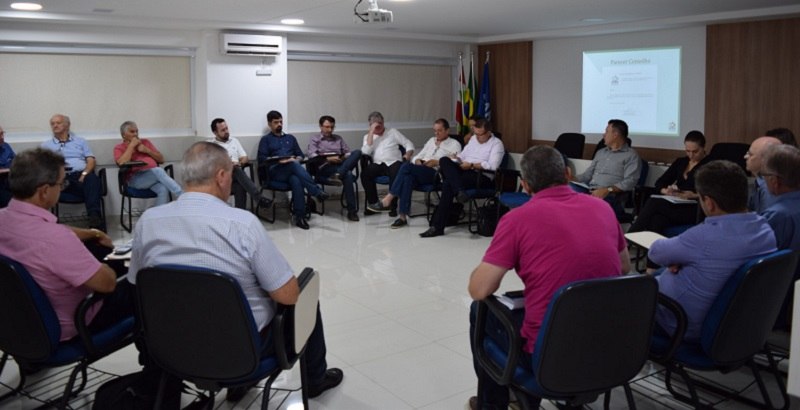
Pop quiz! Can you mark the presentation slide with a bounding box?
[581,47,681,136]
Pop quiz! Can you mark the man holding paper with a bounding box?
[467,146,629,409]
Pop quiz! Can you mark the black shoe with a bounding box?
[315,191,330,201]
[294,216,310,230]
[364,208,377,216]
[257,196,273,209]
[347,210,360,222]
[308,368,344,398]
[456,191,471,204]
[226,380,259,402]
[419,227,444,238]
[390,218,407,229]
[389,209,398,217]
[327,173,343,186]
[367,202,392,213]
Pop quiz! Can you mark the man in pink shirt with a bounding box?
[467,146,630,409]
[114,120,182,206]
[0,148,133,341]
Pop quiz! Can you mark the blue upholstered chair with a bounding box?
[136,266,320,410]
[650,250,798,410]
[0,255,135,409]
[473,274,658,409]
[118,162,174,232]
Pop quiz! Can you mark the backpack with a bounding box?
[93,367,182,410]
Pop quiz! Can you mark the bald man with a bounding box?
[746,136,782,212]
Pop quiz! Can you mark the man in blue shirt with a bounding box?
[649,160,776,341]
[745,136,782,212]
[257,111,328,230]
[40,114,105,230]
[759,144,800,329]
[0,125,14,207]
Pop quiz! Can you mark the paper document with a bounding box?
[624,231,666,250]
[650,194,697,204]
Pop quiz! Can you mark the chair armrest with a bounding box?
[74,291,111,357]
[164,164,174,178]
[473,296,525,386]
[650,292,688,362]
[98,168,108,197]
[273,267,318,370]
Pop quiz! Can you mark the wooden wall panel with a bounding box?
[478,42,532,153]
[705,18,800,146]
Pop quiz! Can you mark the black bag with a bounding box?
[93,367,182,410]
[431,201,464,227]
[476,198,507,237]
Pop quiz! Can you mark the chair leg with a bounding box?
[300,354,309,410]
[153,371,169,410]
[0,355,26,404]
[260,371,282,410]
[57,362,87,409]
[623,383,637,410]
[663,365,705,409]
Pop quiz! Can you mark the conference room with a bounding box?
[1,0,799,408]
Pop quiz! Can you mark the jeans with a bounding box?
[431,157,492,232]
[469,302,539,410]
[315,150,362,212]
[231,166,261,209]
[388,162,437,216]
[62,170,103,217]
[128,167,183,206]
[269,161,322,216]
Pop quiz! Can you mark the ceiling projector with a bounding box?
[354,0,393,23]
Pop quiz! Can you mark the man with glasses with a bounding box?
[0,148,133,342]
[41,114,105,230]
[745,136,781,212]
[0,125,14,207]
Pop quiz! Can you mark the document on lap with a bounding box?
[650,194,697,204]
[624,231,666,251]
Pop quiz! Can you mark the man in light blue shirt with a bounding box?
[0,125,14,207]
[40,114,105,230]
[745,136,781,212]
[649,160,776,340]
[128,142,343,401]
[758,144,800,329]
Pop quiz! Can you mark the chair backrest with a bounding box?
[532,274,658,395]
[136,266,264,382]
[554,133,586,159]
[701,250,798,366]
[0,255,60,362]
[707,142,749,172]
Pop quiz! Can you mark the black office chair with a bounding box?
[0,255,135,409]
[554,133,586,159]
[136,266,320,410]
[650,250,798,410]
[307,157,359,214]
[255,160,314,223]
[707,142,749,172]
[118,162,174,232]
[474,274,658,409]
[54,167,108,223]
[465,152,510,235]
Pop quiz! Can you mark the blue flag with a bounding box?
[477,61,491,122]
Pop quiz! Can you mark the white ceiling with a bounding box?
[1,0,799,42]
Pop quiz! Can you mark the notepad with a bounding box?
[650,194,697,204]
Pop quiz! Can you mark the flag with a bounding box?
[455,58,465,134]
[477,59,491,122]
[463,54,476,131]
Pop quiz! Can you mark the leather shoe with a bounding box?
[308,368,343,398]
[468,396,478,410]
[389,208,398,217]
[315,191,330,201]
[258,196,273,209]
[419,227,444,238]
[364,208,377,216]
[390,218,407,229]
[347,210,360,222]
[294,217,310,230]
[367,202,391,213]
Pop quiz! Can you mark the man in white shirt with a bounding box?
[209,118,272,211]
[360,111,415,216]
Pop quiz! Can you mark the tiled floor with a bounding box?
[0,195,796,409]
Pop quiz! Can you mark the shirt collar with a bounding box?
[51,133,74,144]
[6,199,58,224]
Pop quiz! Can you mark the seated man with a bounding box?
[368,118,462,228]
[306,115,362,222]
[746,136,782,212]
[467,146,630,409]
[209,117,272,211]
[114,121,183,206]
[257,110,328,230]
[0,125,14,208]
[572,119,640,218]
[0,148,133,342]
[360,111,415,216]
[649,160,777,340]
[128,142,343,401]
[420,118,504,238]
[41,114,105,230]
[758,144,800,329]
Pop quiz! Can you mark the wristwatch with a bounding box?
[607,186,614,193]
[81,171,88,176]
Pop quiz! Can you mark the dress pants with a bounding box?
[231,166,262,210]
[431,157,491,232]
[361,161,402,206]
[628,197,699,234]
[260,304,329,385]
[62,170,103,218]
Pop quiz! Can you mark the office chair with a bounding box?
[54,167,108,224]
[554,133,586,159]
[0,255,135,409]
[256,160,314,223]
[118,162,174,232]
[707,142,749,172]
[474,274,658,409]
[650,250,798,410]
[465,152,509,234]
[136,266,320,410]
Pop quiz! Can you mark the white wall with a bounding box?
[532,26,706,150]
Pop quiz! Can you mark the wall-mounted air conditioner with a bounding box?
[220,33,282,56]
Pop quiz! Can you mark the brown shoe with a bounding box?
[467,396,478,410]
